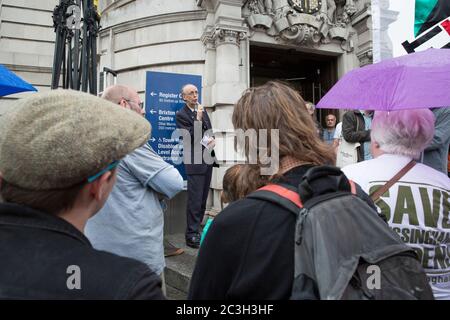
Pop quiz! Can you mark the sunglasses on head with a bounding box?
[87,160,120,183]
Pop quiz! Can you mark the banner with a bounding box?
[403,17,450,53]
[372,0,450,61]
[415,0,450,36]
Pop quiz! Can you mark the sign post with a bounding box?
[145,71,202,180]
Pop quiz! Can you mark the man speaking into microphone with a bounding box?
[176,84,217,249]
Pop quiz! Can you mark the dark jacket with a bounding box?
[188,166,376,300]
[0,203,165,300]
[423,108,450,174]
[342,110,371,162]
[176,105,218,175]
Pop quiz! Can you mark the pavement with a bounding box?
[164,233,199,300]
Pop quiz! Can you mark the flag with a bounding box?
[415,0,450,36]
[403,17,450,53]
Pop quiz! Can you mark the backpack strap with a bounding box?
[247,166,358,215]
[248,183,303,215]
[258,184,304,208]
[370,160,416,202]
[349,179,357,195]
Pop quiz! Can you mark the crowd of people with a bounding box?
[190,82,448,300]
[0,78,448,300]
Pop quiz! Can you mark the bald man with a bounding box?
[101,84,145,116]
[176,84,217,249]
[86,85,184,281]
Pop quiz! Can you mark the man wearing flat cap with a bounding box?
[0,90,165,299]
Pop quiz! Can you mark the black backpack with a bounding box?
[248,166,434,300]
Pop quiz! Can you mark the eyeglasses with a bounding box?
[124,98,144,110]
[87,160,120,183]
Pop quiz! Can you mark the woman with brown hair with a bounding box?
[188,81,340,299]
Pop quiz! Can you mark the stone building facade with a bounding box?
[0,0,57,116]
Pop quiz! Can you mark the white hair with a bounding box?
[101,85,133,104]
[371,109,435,159]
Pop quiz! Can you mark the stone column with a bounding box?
[199,0,248,214]
[214,28,242,89]
[352,0,374,66]
[379,0,399,61]
[206,26,248,214]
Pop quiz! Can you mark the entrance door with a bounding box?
[250,45,339,127]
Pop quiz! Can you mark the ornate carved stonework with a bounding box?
[288,0,322,14]
[215,28,246,47]
[357,49,373,66]
[201,27,247,48]
[200,26,217,50]
[243,0,358,51]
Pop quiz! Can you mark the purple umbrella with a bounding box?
[317,48,450,111]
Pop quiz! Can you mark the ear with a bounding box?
[118,98,127,109]
[89,170,115,201]
[372,139,380,148]
[370,140,382,157]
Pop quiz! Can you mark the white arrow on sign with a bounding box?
[150,92,157,97]
[149,109,157,114]
[150,137,156,142]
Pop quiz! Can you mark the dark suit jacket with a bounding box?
[176,105,218,175]
[342,110,372,162]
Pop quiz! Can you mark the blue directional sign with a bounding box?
[145,71,202,180]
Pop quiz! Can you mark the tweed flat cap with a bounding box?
[0,89,151,190]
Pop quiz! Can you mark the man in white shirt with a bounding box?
[332,121,342,153]
[342,109,450,300]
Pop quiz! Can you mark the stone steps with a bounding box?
[164,233,198,300]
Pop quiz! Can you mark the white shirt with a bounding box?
[342,153,450,300]
[333,122,343,140]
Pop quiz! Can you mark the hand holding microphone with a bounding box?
[196,103,204,121]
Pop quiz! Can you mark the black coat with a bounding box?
[0,203,165,299]
[176,105,218,175]
[188,166,376,300]
[342,110,372,162]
